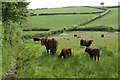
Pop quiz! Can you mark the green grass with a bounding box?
[30,14,98,30]
[23,31,48,36]
[30,7,104,14]
[85,8,118,29]
[16,31,118,78]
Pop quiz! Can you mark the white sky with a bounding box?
[27,0,120,9]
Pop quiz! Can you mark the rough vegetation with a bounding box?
[1,3,119,79]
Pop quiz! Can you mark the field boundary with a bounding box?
[23,7,119,39]
[30,6,107,16]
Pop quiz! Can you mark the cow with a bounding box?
[74,34,77,37]
[80,39,93,47]
[33,37,41,41]
[85,48,100,61]
[101,34,104,37]
[40,38,58,55]
[77,36,81,38]
[58,48,72,59]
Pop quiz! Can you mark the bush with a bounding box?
[2,21,22,73]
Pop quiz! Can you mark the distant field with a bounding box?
[30,7,104,14]
[85,8,118,29]
[23,31,47,36]
[30,14,98,30]
[16,31,118,78]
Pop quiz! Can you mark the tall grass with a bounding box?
[16,31,118,78]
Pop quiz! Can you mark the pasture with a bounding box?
[16,31,118,78]
[30,6,104,14]
[2,6,119,79]
[29,14,98,30]
[85,8,118,29]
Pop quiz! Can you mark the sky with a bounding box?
[27,0,120,9]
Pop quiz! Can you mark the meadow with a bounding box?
[30,6,104,14]
[29,14,99,30]
[2,6,119,79]
[85,8,118,29]
[16,31,118,78]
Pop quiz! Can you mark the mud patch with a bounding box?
[60,32,68,35]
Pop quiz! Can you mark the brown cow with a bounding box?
[40,38,58,55]
[85,48,100,61]
[58,48,72,59]
[80,39,93,47]
[74,34,77,37]
[101,34,104,37]
[33,37,41,41]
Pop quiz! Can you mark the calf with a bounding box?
[33,37,41,41]
[58,48,72,59]
[85,48,100,61]
[80,39,93,47]
[40,38,58,55]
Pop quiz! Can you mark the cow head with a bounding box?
[85,48,91,52]
[88,40,93,45]
[40,38,45,45]
[58,55,62,58]
[80,39,84,45]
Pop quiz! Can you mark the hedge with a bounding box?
[23,8,117,39]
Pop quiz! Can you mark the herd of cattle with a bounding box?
[33,34,103,61]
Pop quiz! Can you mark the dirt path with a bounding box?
[2,52,20,79]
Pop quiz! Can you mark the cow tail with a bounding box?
[69,48,72,56]
[98,49,100,57]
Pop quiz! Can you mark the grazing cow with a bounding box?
[58,48,72,59]
[74,34,77,37]
[101,34,104,37]
[80,39,93,47]
[77,37,81,38]
[33,37,41,41]
[40,38,58,55]
[85,48,100,61]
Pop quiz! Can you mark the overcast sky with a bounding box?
[27,0,120,9]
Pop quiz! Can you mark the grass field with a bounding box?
[16,31,118,78]
[30,14,99,30]
[2,6,119,78]
[23,31,48,36]
[85,8,118,29]
[30,7,104,14]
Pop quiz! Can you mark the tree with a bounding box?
[2,2,30,46]
[2,2,30,22]
[100,2,104,7]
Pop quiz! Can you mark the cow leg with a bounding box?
[69,50,72,56]
[50,48,53,55]
[64,54,66,59]
[54,47,57,54]
[90,55,93,61]
[46,47,49,54]
[94,55,96,61]
[67,53,70,56]
[97,55,99,61]
[53,47,56,55]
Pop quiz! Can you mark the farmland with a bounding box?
[2,6,119,79]
[16,31,118,78]
[30,14,99,30]
[30,6,104,14]
[85,8,118,29]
